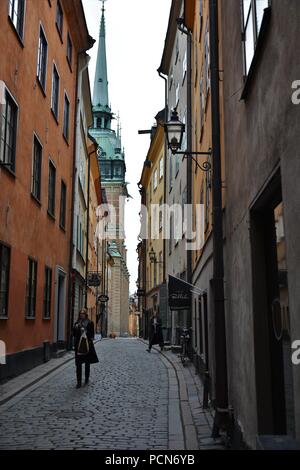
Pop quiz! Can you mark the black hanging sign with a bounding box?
[168,275,191,311]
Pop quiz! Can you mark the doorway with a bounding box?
[250,170,295,437]
[54,268,66,347]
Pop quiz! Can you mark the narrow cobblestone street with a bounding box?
[0,339,171,450]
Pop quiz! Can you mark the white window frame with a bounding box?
[51,62,60,120]
[37,22,48,92]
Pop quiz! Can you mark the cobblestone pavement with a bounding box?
[0,339,170,450]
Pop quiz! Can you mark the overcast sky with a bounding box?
[83,0,171,294]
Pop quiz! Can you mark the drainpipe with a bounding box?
[209,0,229,434]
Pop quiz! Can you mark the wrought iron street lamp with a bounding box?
[149,247,163,265]
[164,109,212,172]
[149,247,157,264]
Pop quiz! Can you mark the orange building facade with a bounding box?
[0,0,94,379]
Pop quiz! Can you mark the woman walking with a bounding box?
[147,312,164,353]
[73,309,99,388]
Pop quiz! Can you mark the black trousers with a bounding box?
[76,360,90,384]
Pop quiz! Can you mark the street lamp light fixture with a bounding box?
[164,109,185,155]
[149,247,157,264]
[164,108,212,172]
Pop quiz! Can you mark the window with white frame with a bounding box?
[37,25,48,91]
[200,75,205,131]
[0,89,18,171]
[199,0,203,37]
[159,156,164,179]
[182,51,187,82]
[31,135,42,201]
[153,169,158,191]
[204,20,210,95]
[63,93,70,141]
[175,83,180,107]
[242,0,270,76]
[8,0,26,40]
[51,64,59,119]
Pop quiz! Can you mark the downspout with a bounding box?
[209,0,229,434]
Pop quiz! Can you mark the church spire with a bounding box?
[93,1,110,111]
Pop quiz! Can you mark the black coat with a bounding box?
[149,316,164,346]
[73,320,99,364]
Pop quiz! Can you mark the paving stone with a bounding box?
[0,339,169,450]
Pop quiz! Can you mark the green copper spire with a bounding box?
[93,1,110,111]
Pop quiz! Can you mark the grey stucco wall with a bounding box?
[221,0,300,447]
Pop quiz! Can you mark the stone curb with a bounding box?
[138,339,199,450]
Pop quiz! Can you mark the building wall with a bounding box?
[0,0,79,363]
[221,0,300,447]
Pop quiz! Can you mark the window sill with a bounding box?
[241,7,272,101]
[36,78,47,97]
[51,108,59,125]
[43,317,51,321]
[25,317,36,321]
[8,17,24,48]
[0,163,16,178]
[31,193,42,207]
[63,133,70,146]
[59,224,66,233]
[47,210,56,221]
[0,316,8,320]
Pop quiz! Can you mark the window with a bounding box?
[0,89,18,171]
[67,33,72,66]
[175,83,180,107]
[25,258,37,318]
[56,1,63,38]
[37,26,48,91]
[153,169,158,191]
[204,21,210,95]
[0,243,10,318]
[182,51,187,82]
[159,157,164,180]
[43,267,52,319]
[159,198,163,232]
[169,68,174,90]
[60,180,66,229]
[159,252,163,283]
[32,136,42,201]
[200,75,205,131]
[48,160,56,216]
[51,64,59,119]
[175,37,179,64]
[199,0,203,37]
[8,0,25,40]
[242,0,270,75]
[63,93,70,141]
[169,151,173,191]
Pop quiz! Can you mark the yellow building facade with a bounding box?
[139,110,165,326]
